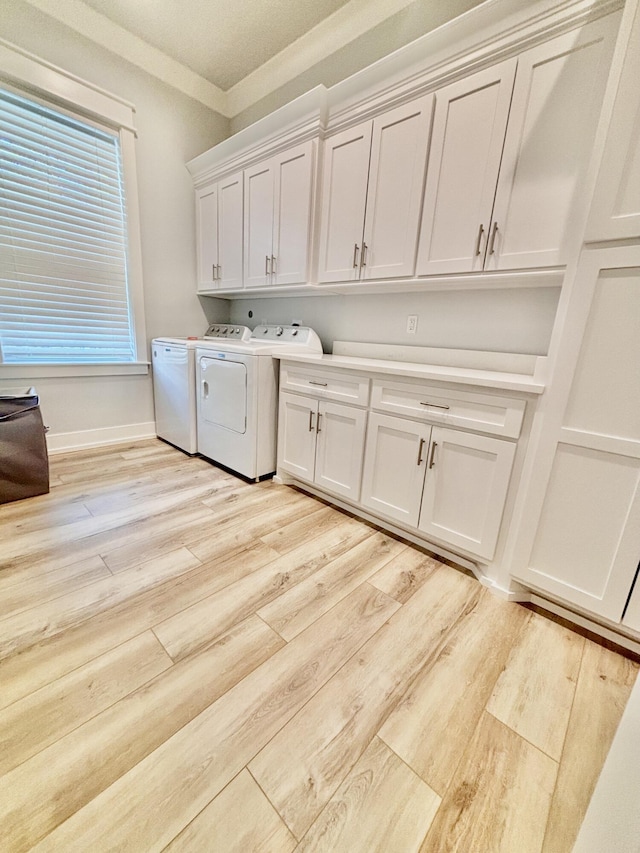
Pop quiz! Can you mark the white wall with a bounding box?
[0,1,230,446]
[229,287,560,356]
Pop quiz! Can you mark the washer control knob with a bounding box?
[292,329,298,336]
[221,327,227,334]
[276,326,283,336]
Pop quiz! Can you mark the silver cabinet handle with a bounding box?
[417,437,425,466]
[353,244,360,268]
[265,255,271,276]
[361,242,368,267]
[271,255,276,275]
[488,222,499,255]
[216,264,221,280]
[419,401,450,410]
[212,264,216,280]
[308,410,315,432]
[309,380,328,387]
[317,412,322,433]
[475,224,484,256]
[428,441,438,469]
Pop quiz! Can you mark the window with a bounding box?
[0,42,146,374]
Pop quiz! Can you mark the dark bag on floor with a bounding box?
[0,388,50,504]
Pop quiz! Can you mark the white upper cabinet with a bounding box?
[587,0,640,242]
[318,95,434,283]
[417,15,618,276]
[317,122,373,283]
[488,15,619,271]
[416,61,516,276]
[244,140,315,289]
[195,172,243,292]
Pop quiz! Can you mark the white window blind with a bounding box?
[0,87,136,364]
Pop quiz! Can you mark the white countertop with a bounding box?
[273,352,546,394]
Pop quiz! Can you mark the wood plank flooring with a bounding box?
[0,439,636,852]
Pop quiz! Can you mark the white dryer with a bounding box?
[196,324,322,480]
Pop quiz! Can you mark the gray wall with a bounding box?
[1,1,230,440]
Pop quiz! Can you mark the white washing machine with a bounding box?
[152,324,251,454]
[196,324,322,480]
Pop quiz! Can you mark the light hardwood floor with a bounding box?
[0,439,637,852]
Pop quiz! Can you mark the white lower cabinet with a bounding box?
[360,415,516,560]
[278,392,367,501]
[278,364,522,565]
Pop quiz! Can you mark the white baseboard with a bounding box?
[46,422,157,455]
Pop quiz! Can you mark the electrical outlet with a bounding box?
[407,314,418,334]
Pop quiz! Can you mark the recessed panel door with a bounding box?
[277,391,317,482]
[362,94,434,280]
[196,184,218,290]
[199,356,247,433]
[273,141,314,285]
[416,60,516,276]
[244,162,274,288]
[218,171,243,289]
[317,121,373,282]
[418,426,515,560]
[360,412,431,527]
[314,402,367,501]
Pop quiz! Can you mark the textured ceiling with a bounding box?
[79,0,355,90]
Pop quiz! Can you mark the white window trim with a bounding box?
[0,37,148,377]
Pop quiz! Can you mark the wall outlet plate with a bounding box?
[407,314,418,334]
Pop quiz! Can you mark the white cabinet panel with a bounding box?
[416,61,516,276]
[317,122,373,282]
[196,184,218,291]
[360,413,431,527]
[314,402,367,501]
[217,172,243,289]
[277,391,316,482]
[587,1,640,241]
[362,95,434,279]
[244,162,274,288]
[564,267,640,442]
[280,364,370,406]
[488,16,618,270]
[272,142,314,285]
[418,427,516,560]
[528,444,640,622]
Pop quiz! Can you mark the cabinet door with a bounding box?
[360,413,431,527]
[195,184,218,291]
[487,15,619,271]
[587,1,640,241]
[314,402,367,501]
[317,121,373,283]
[415,60,516,276]
[362,95,434,280]
[418,427,516,561]
[244,161,274,288]
[277,392,317,482]
[217,171,243,289]
[273,141,314,286]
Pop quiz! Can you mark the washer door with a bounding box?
[199,356,247,434]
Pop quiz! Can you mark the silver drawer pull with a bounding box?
[308,410,315,432]
[419,401,450,410]
[309,380,328,387]
[417,437,425,466]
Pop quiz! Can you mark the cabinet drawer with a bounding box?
[371,379,525,438]
[280,364,370,406]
